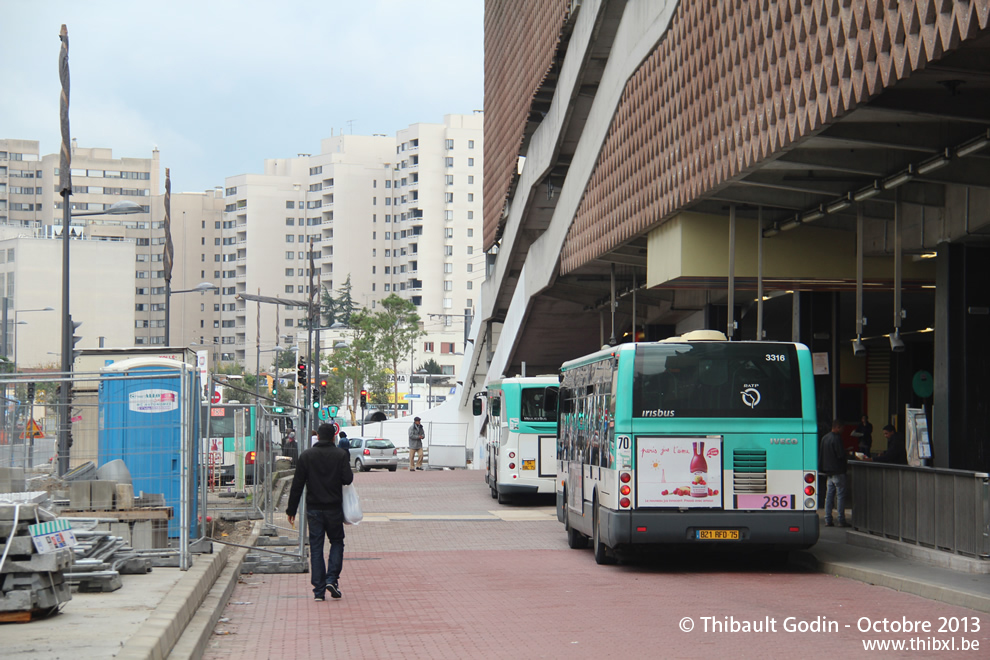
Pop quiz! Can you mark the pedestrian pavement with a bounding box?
[3,469,987,658]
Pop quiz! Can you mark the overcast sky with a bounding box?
[1,0,483,193]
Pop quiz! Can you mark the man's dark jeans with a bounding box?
[307,509,345,597]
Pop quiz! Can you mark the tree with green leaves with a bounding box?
[325,310,379,425]
[367,295,423,419]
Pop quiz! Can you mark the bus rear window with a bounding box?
[632,344,802,418]
[520,387,556,422]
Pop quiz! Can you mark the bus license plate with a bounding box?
[522,459,536,470]
[697,529,740,541]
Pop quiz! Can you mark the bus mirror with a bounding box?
[472,397,483,416]
[491,398,501,416]
[543,387,559,415]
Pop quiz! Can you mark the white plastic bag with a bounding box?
[342,484,363,525]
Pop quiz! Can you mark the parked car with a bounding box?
[348,437,398,472]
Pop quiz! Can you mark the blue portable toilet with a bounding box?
[98,358,199,539]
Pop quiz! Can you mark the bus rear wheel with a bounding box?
[592,497,613,565]
[564,502,587,549]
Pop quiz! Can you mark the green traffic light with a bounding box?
[312,400,320,409]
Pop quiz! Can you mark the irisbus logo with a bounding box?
[770,437,798,445]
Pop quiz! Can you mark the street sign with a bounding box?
[405,394,421,399]
[21,418,44,439]
[211,391,221,404]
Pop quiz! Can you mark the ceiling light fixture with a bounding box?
[853,181,882,202]
[883,166,914,190]
[956,129,990,158]
[916,148,951,175]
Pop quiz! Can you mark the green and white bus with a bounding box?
[478,376,559,504]
[556,331,819,563]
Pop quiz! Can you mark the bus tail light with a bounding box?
[509,462,516,470]
[508,451,515,459]
[619,472,631,483]
[804,472,816,483]
[804,485,815,496]
[619,497,631,508]
[620,485,631,496]
[245,451,256,465]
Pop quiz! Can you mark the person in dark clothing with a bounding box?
[874,424,907,465]
[337,431,350,451]
[851,415,873,455]
[282,431,299,467]
[818,419,850,527]
[286,423,354,601]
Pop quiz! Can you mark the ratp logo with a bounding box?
[740,387,761,409]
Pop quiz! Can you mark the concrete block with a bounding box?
[110,522,132,544]
[131,520,153,549]
[70,481,92,509]
[0,589,32,612]
[115,483,134,508]
[0,467,25,493]
[0,501,38,521]
[0,547,74,573]
[90,480,116,510]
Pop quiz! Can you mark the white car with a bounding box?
[348,437,398,472]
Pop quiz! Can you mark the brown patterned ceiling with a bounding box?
[560,0,990,274]
[483,0,572,251]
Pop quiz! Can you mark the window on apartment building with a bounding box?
[372,283,376,291]
[385,180,391,188]
[444,281,453,291]
[444,228,453,239]
[444,246,453,256]
[384,284,391,292]
[286,235,295,243]
[445,139,454,149]
[385,249,390,257]
[372,249,376,257]
[445,193,453,203]
[445,175,454,185]
[468,158,475,166]
[467,281,473,290]
[467,193,474,202]
[215,238,221,246]
[468,140,475,149]
[385,198,391,206]
[445,210,454,221]
[467,246,473,255]
[286,252,294,259]
[467,228,474,237]
[441,342,456,354]
[385,215,391,223]
[441,365,455,375]
[444,263,453,273]
[443,298,453,309]
[284,286,293,293]
[215,255,221,262]
[373,197,377,205]
[424,342,434,353]
[286,218,295,225]
[285,268,294,276]
[468,176,474,184]
[445,157,454,167]
[286,201,295,209]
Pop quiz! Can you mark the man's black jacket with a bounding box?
[286,441,354,520]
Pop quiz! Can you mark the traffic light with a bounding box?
[297,361,307,384]
[312,387,321,409]
[320,379,327,397]
[27,382,35,400]
[360,389,368,407]
[70,315,83,362]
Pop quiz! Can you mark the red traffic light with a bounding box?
[320,379,328,387]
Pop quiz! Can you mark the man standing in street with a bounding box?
[287,423,354,601]
[282,431,299,467]
[819,418,850,527]
[408,416,425,471]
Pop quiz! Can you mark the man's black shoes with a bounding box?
[328,583,342,599]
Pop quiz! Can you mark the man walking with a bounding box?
[286,423,354,601]
[408,416,425,471]
[819,419,850,527]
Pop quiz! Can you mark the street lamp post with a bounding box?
[13,307,55,371]
[166,282,218,347]
[58,200,143,475]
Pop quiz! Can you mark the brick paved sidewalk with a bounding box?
[204,470,989,659]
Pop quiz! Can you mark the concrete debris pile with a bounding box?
[0,502,73,621]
